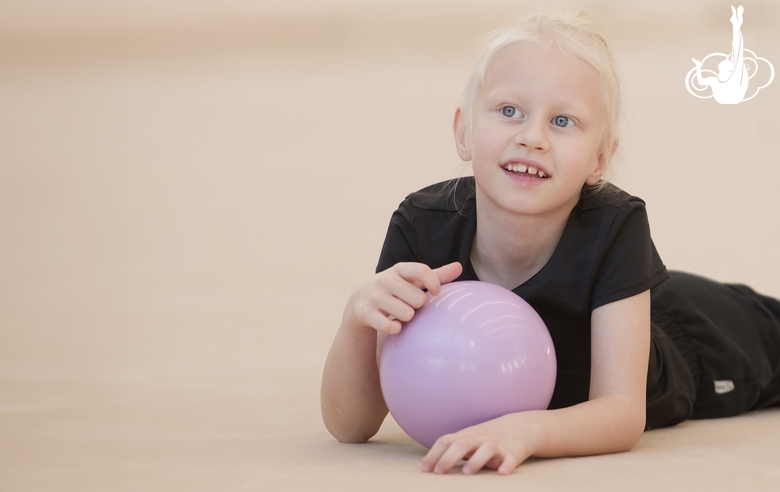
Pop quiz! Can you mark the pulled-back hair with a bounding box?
[458,10,625,189]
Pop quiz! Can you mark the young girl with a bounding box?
[320,10,780,475]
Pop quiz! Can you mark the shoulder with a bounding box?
[577,184,668,308]
[572,183,651,240]
[398,176,476,214]
[377,177,477,274]
[575,182,646,214]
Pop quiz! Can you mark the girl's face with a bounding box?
[455,42,609,218]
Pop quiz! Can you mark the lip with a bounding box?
[500,157,550,177]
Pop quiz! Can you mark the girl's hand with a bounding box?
[346,261,463,335]
[421,290,651,475]
[421,413,538,475]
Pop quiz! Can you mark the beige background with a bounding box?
[1,0,779,490]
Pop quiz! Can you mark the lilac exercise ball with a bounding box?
[379,280,556,449]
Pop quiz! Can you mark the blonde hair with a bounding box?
[458,10,625,189]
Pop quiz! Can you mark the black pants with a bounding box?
[645,271,780,429]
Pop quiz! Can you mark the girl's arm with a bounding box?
[422,289,650,474]
[320,310,389,443]
[321,262,463,443]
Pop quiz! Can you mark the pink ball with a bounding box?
[379,280,556,449]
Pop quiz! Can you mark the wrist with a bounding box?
[340,303,376,337]
[498,410,545,458]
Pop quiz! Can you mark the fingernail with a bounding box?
[462,465,472,474]
[422,463,431,472]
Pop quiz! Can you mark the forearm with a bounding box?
[320,311,388,443]
[516,394,645,459]
[321,262,464,444]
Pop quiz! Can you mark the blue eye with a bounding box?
[501,106,517,117]
[553,115,573,127]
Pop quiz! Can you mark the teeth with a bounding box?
[505,163,548,177]
[507,164,527,172]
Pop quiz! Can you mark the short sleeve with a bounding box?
[375,198,418,274]
[590,199,669,309]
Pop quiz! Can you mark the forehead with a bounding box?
[481,42,605,114]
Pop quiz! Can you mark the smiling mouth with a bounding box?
[502,163,549,178]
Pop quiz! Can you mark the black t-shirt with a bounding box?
[376,177,670,409]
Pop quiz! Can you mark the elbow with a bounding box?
[335,432,371,444]
[322,408,365,443]
[322,412,365,443]
[321,402,379,444]
[598,396,646,453]
[621,426,644,452]
[323,419,374,444]
[617,408,646,452]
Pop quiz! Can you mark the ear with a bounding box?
[453,107,472,161]
[585,137,618,186]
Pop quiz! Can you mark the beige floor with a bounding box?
[1,1,779,490]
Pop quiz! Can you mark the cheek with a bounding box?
[470,121,508,161]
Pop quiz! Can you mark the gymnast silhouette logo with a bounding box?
[685,5,774,104]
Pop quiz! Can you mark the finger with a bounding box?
[461,442,497,475]
[431,261,463,291]
[356,284,415,330]
[385,275,430,311]
[377,296,419,325]
[431,437,474,475]
[394,262,442,295]
[421,261,462,298]
[370,280,418,317]
[363,309,402,334]
[497,455,519,476]
[422,434,464,473]
[421,437,450,473]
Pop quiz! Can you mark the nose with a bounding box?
[513,118,549,151]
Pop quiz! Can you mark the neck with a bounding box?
[470,187,577,290]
